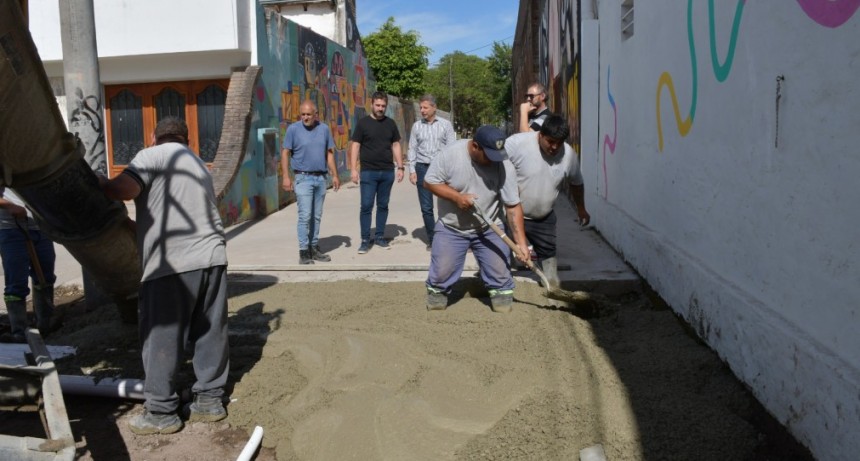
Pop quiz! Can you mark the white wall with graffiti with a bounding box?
[578,2,859,459]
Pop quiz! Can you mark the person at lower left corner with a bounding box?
[423,125,530,314]
[0,187,56,343]
[282,99,340,265]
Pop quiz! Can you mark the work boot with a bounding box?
[299,249,314,265]
[33,285,54,335]
[489,291,514,313]
[426,291,448,311]
[1,298,28,343]
[539,257,560,289]
[184,395,227,423]
[128,410,183,435]
[311,245,331,262]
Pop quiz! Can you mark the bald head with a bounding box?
[299,100,318,127]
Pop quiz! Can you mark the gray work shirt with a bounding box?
[505,132,583,220]
[424,139,520,233]
[123,142,227,282]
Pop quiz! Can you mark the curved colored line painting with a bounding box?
[602,66,617,200]
[654,0,857,153]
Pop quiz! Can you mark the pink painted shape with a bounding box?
[796,0,860,28]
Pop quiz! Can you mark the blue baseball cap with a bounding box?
[474,125,508,162]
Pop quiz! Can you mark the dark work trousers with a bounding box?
[139,265,230,414]
[524,210,557,260]
[414,162,435,244]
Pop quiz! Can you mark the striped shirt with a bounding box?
[407,116,456,174]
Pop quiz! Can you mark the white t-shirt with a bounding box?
[504,132,583,220]
[123,143,227,281]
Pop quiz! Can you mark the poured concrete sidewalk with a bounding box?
[224,179,640,292]
[18,178,640,293]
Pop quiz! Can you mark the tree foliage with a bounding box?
[424,47,512,135]
[487,42,513,123]
[363,17,430,99]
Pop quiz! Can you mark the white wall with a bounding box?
[277,2,338,44]
[28,0,253,80]
[588,1,859,459]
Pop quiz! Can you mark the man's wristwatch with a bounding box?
[396,165,405,171]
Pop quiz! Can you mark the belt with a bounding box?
[294,170,327,176]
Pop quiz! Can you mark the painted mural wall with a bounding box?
[217,6,430,226]
[218,6,373,225]
[571,1,859,459]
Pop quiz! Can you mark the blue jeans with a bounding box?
[426,221,513,293]
[415,162,435,244]
[0,228,56,300]
[294,173,328,250]
[359,169,395,242]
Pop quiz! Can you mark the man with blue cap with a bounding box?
[422,125,531,313]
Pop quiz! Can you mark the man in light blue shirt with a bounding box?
[407,94,456,250]
[282,100,340,264]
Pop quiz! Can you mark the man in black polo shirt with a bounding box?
[349,91,405,254]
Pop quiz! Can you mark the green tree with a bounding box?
[363,17,430,99]
[487,41,513,124]
[425,52,497,134]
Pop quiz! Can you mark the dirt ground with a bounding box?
[0,279,813,460]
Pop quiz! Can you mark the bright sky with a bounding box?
[356,0,520,68]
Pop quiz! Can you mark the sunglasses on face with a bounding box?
[526,93,542,99]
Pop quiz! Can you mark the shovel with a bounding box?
[16,221,56,317]
[470,204,593,307]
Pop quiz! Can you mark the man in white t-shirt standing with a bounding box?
[100,117,229,435]
[505,114,591,288]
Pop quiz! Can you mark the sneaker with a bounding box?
[299,249,314,265]
[426,242,432,251]
[490,293,514,313]
[128,410,183,435]
[375,238,390,249]
[311,245,331,262]
[184,396,227,423]
[426,292,448,311]
[358,240,370,254]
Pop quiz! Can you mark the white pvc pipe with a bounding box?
[237,426,264,461]
[59,375,145,400]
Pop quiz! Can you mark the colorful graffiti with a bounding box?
[655,0,745,152]
[655,0,858,152]
[602,66,617,200]
[538,0,580,148]
[217,7,378,226]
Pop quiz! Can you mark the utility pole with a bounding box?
[59,0,106,175]
[59,0,113,310]
[448,56,454,127]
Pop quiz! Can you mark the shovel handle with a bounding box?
[17,221,48,287]
[471,205,553,289]
[471,205,529,264]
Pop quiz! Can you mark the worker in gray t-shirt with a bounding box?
[100,117,229,436]
[423,125,530,314]
[505,114,591,288]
